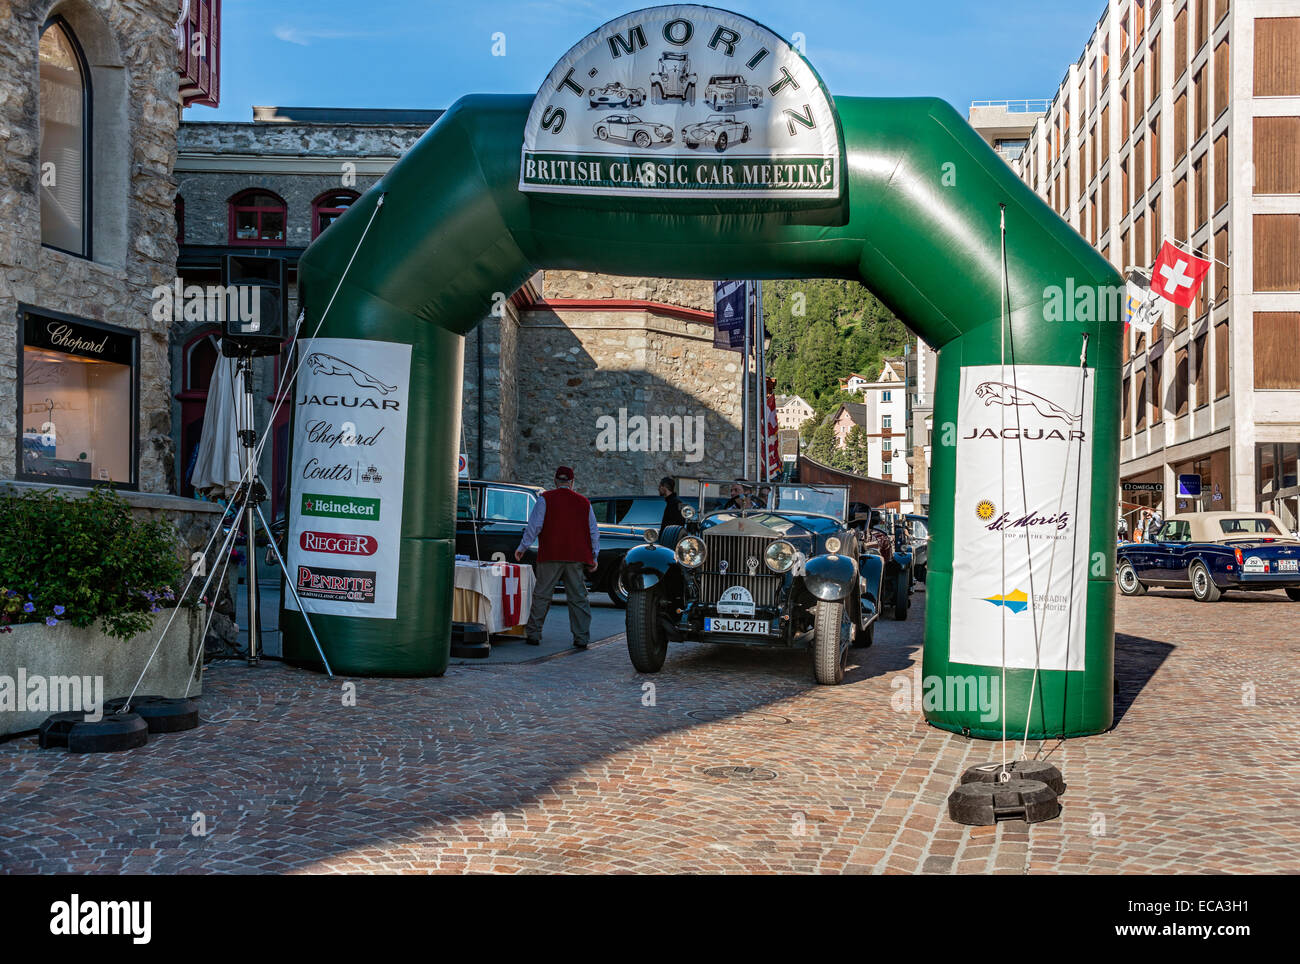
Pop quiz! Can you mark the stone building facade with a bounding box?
[471,272,750,493]
[2,0,183,494]
[175,109,754,502]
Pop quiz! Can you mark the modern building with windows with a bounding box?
[2,0,218,496]
[1011,0,1300,529]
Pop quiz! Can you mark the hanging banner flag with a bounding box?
[1123,268,1161,334]
[285,338,412,620]
[949,365,1094,673]
[1150,241,1210,308]
[713,280,746,351]
[765,378,781,478]
[519,5,842,199]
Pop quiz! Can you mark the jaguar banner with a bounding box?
[520,4,842,199]
[285,338,411,620]
[949,365,1095,673]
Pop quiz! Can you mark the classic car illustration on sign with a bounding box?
[592,113,675,147]
[649,50,696,103]
[519,5,842,199]
[587,81,647,108]
[619,482,885,685]
[682,113,751,151]
[704,73,763,109]
[1117,512,1300,602]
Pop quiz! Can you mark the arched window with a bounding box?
[228,189,287,246]
[312,189,359,238]
[39,17,91,257]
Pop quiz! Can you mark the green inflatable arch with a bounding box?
[283,8,1122,739]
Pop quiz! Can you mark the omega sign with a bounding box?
[520,4,842,199]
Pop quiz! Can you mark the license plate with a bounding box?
[1279,559,1298,572]
[705,617,769,635]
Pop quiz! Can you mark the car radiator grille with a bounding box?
[702,533,780,607]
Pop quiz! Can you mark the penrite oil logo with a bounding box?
[299,530,378,556]
[300,492,380,521]
[296,565,376,604]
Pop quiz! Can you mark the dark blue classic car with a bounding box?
[1117,512,1300,602]
[619,481,885,685]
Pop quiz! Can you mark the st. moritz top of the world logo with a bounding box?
[520,4,843,200]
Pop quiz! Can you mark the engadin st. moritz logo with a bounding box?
[519,5,842,199]
[981,589,1029,614]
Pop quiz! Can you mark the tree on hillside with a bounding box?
[805,420,838,465]
[843,425,871,476]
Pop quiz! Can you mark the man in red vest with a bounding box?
[514,465,600,648]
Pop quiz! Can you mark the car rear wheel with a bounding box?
[1286,588,1300,602]
[626,587,667,673]
[1117,559,1147,595]
[1190,561,1222,602]
[607,566,629,608]
[634,130,651,148]
[892,569,910,620]
[813,599,849,685]
[741,125,750,142]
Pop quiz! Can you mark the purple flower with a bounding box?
[52,605,65,616]
[45,616,58,627]
[150,605,161,614]
[22,602,35,614]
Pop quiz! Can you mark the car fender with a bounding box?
[802,553,859,602]
[621,543,677,591]
[858,552,884,609]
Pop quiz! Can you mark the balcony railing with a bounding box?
[970,99,1051,114]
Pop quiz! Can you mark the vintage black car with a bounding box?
[848,510,914,620]
[455,479,650,606]
[619,481,885,685]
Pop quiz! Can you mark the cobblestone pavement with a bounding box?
[2,585,1298,874]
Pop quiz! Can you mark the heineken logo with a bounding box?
[520,4,842,200]
[301,493,380,521]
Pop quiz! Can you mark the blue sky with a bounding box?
[191,0,1105,122]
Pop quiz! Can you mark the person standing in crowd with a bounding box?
[1149,506,1164,538]
[659,476,684,530]
[515,465,599,649]
[756,484,772,508]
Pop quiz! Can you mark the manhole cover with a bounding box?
[701,765,778,781]
[687,709,791,725]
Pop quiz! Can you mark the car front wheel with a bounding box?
[634,130,651,148]
[596,126,608,140]
[892,569,909,620]
[1190,561,1222,602]
[607,566,629,608]
[1117,559,1147,595]
[812,599,849,685]
[626,587,668,673]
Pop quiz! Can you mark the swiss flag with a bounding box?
[1150,241,1210,308]
[766,379,781,479]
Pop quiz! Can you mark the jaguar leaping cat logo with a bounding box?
[974,381,1080,425]
[305,353,396,395]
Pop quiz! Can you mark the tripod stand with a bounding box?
[229,351,333,676]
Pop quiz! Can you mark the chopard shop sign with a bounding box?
[24,313,135,366]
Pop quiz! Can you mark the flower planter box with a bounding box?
[1,607,204,737]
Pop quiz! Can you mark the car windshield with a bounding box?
[698,480,848,519]
[707,114,729,122]
[711,76,741,84]
[1219,517,1282,536]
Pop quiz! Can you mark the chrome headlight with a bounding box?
[675,535,706,568]
[765,540,796,572]
[824,536,842,554]
[680,504,696,521]
[643,527,659,544]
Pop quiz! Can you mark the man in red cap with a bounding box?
[515,465,600,648]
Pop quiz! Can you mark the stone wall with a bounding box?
[513,286,746,493]
[0,0,181,492]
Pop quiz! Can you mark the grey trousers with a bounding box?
[526,561,592,645]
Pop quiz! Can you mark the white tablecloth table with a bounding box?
[452,560,535,634]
